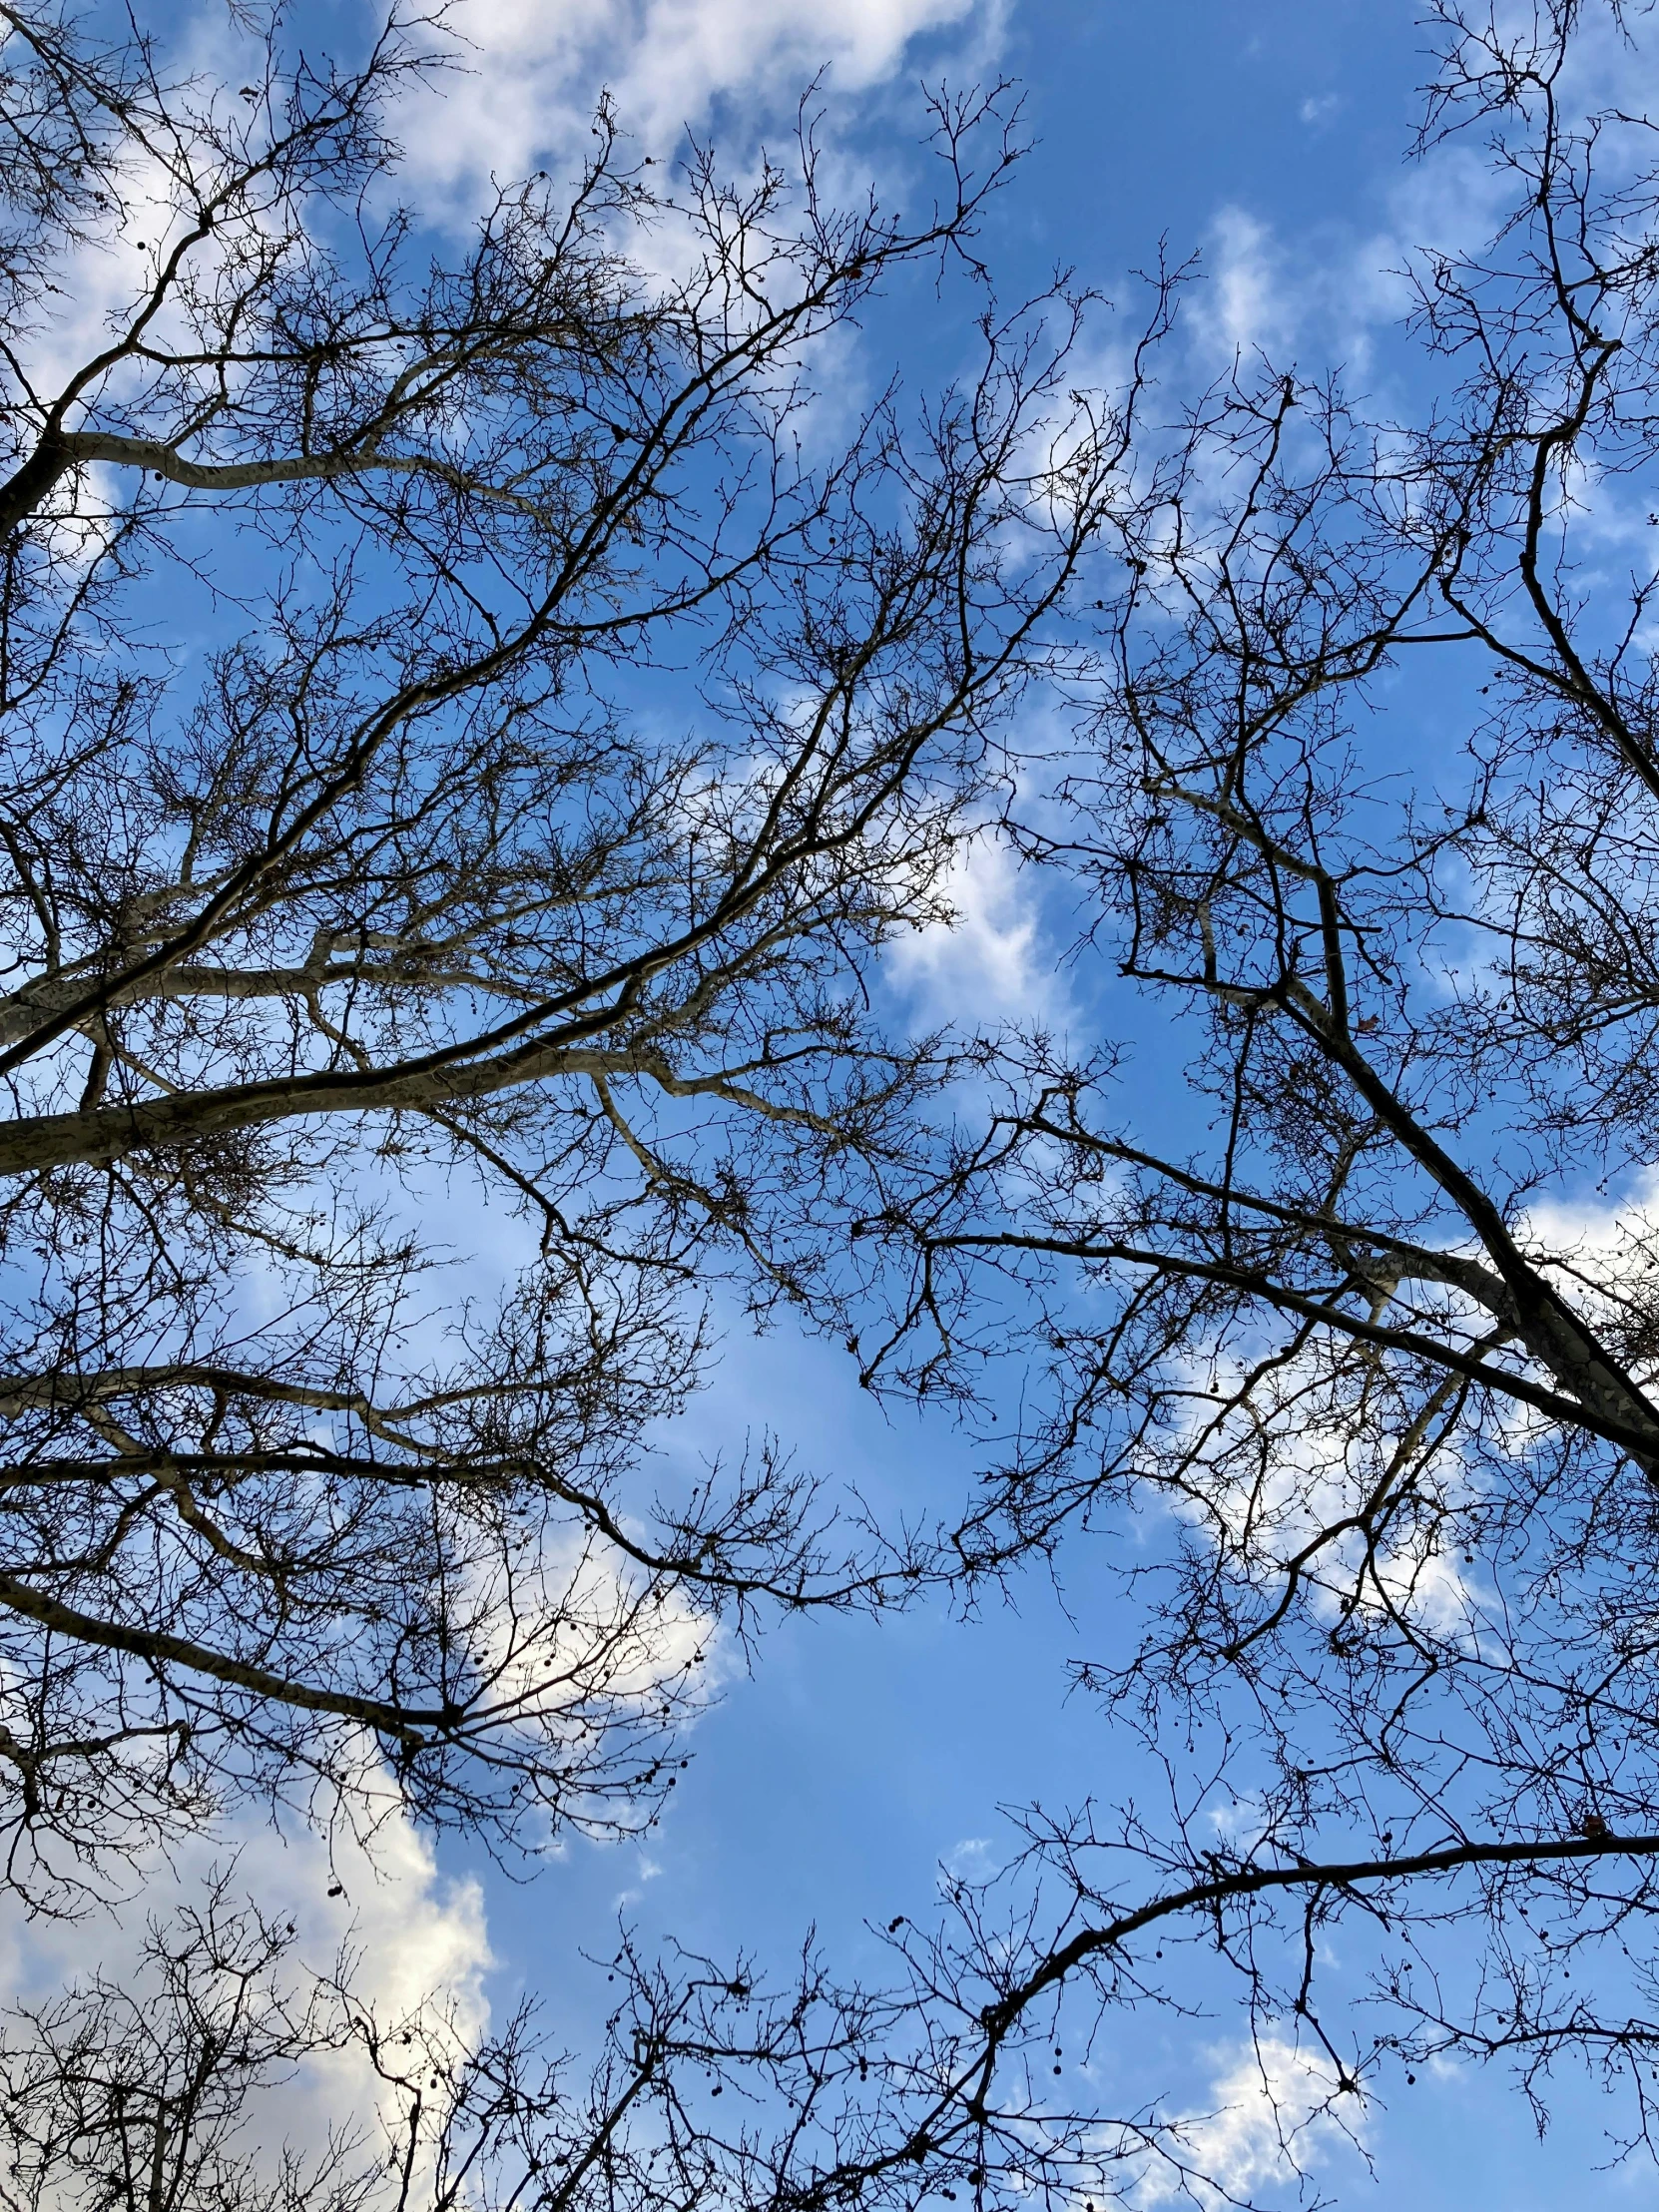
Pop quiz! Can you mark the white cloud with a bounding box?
[942,1835,997,1880]
[885,830,1060,1027]
[1516,1171,1659,1401]
[400,0,991,203]
[1160,1336,1480,1645]
[27,0,1001,410]
[1136,2033,1365,2208]
[1180,140,1507,374]
[1462,1,1659,124]
[1206,1791,1270,1854]
[0,1791,492,2190]
[15,142,223,431]
[1151,1176,1659,1631]
[5,1793,489,2019]
[1188,208,1295,361]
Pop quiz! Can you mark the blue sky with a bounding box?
[10,3,1656,2206]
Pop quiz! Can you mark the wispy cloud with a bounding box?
[1182,142,1508,376]
[397,0,994,203]
[942,1835,998,1880]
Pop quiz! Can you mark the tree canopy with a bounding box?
[13,2,1659,2208]
[0,0,1119,1898]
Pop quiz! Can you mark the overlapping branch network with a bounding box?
[0,1,1137,1893]
[822,0,1659,2181]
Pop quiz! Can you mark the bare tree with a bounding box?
[0,0,1133,1902]
[0,1866,1308,2212]
[815,0,1659,2187]
[39,0,1659,2202]
[0,1881,377,2212]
